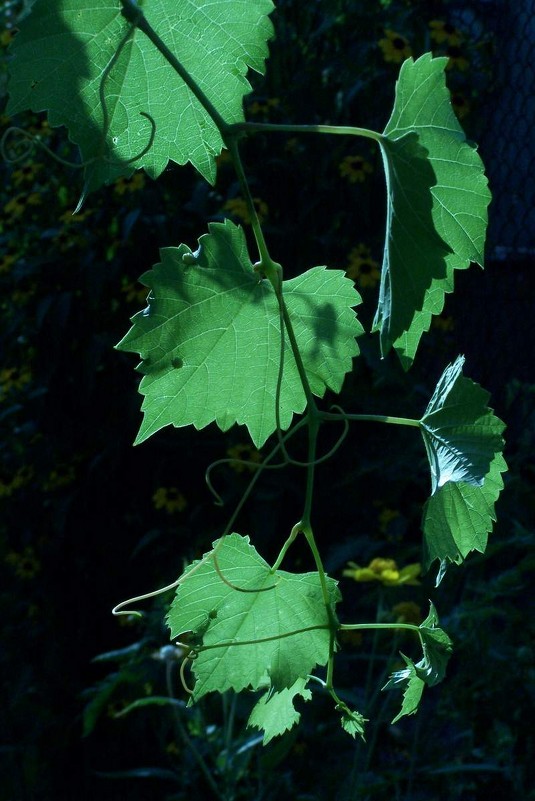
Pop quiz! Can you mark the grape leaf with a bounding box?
[419,358,507,574]
[167,533,340,701]
[340,707,366,740]
[422,453,507,576]
[374,54,491,365]
[420,356,505,491]
[247,677,312,744]
[7,0,274,192]
[116,220,363,447]
[383,603,452,723]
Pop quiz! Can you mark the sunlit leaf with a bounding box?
[248,677,312,744]
[7,0,274,192]
[419,358,507,573]
[167,534,340,703]
[117,220,363,446]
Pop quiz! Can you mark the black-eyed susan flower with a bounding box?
[392,601,423,625]
[339,155,373,184]
[5,546,41,580]
[429,20,463,46]
[379,30,412,63]
[227,443,262,473]
[343,557,421,586]
[152,487,188,514]
[450,93,471,119]
[223,196,268,225]
[114,172,145,195]
[346,244,380,288]
[445,45,469,71]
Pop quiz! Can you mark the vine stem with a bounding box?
[321,411,420,427]
[230,121,384,143]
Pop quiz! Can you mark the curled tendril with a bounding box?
[204,454,288,507]
[1,22,156,205]
[212,550,279,593]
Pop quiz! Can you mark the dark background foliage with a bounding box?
[1,0,534,799]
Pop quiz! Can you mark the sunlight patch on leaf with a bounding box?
[419,358,507,574]
[167,534,340,703]
[116,220,363,447]
[247,677,312,744]
[7,0,275,192]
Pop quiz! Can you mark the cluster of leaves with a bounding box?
[3,1,531,799]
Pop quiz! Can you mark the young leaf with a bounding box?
[7,0,274,192]
[374,54,491,365]
[383,603,452,723]
[167,533,340,701]
[116,220,363,447]
[419,357,507,574]
[340,707,367,740]
[247,677,312,744]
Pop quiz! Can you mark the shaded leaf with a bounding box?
[117,220,363,446]
[375,54,491,364]
[383,603,452,722]
[420,358,507,574]
[7,0,274,191]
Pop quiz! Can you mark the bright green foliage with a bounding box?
[340,708,367,740]
[167,533,339,702]
[375,55,491,365]
[247,677,312,744]
[383,603,452,723]
[6,0,274,191]
[422,452,507,576]
[116,220,363,447]
[419,357,507,574]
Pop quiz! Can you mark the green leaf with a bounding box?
[420,356,505,492]
[117,220,363,447]
[383,654,424,724]
[166,533,340,701]
[419,358,507,574]
[113,696,186,718]
[383,603,452,723]
[247,677,312,744]
[422,452,507,576]
[7,0,274,191]
[374,54,491,365]
[340,707,367,740]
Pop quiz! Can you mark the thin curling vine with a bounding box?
[6,0,507,743]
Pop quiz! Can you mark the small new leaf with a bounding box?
[248,677,312,744]
[117,220,363,447]
[383,603,452,723]
[167,534,340,704]
[420,357,507,573]
[375,54,491,365]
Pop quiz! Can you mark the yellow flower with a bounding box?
[114,172,145,195]
[152,487,188,514]
[5,546,41,580]
[379,30,412,63]
[227,443,262,473]
[248,97,280,117]
[392,601,422,625]
[343,557,421,586]
[450,93,470,119]
[346,244,380,288]
[58,209,93,225]
[223,196,269,225]
[445,45,469,71]
[0,28,15,48]
[0,366,32,399]
[432,314,455,332]
[339,155,373,184]
[378,507,401,533]
[429,20,463,46]
[11,162,43,187]
[43,465,76,491]
[4,191,42,219]
[121,277,148,305]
